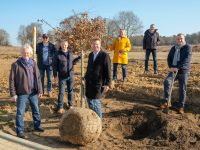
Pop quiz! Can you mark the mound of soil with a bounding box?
[82,105,200,150]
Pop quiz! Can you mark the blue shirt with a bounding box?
[93,50,100,62]
[43,45,49,65]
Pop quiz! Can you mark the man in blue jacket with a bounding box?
[160,33,192,114]
[36,34,56,97]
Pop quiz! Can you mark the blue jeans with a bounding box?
[87,99,102,118]
[57,77,74,109]
[16,92,41,134]
[39,65,52,94]
[145,49,157,72]
[113,63,126,80]
[163,72,189,107]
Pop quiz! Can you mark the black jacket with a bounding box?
[36,42,56,69]
[53,49,80,79]
[167,44,192,73]
[85,50,111,99]
[143,29,160,50]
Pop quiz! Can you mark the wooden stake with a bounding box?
[33,26,37,62]
[80,49,85,108]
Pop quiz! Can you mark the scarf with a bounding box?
[19,57,34,67]
[19,57,34,93]
[172,43,185,66]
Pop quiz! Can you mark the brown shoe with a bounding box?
[57,108,65,114]
[160,102,171,109]
[48,92,52,97]
[178,107,184,114]
[160,102,167,109]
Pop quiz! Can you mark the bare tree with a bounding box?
[0,29,9,46]
[106,19,119,37]
[17,22,43,45]
[107,11,143,37]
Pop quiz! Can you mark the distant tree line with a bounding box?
[0,29,9,46]
[131,32,200,46]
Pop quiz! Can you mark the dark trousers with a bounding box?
[113,63,126,80]
[57,77,74,109]
[145,49,157,72]
[163,72,189,107]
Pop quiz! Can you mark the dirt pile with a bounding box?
[83,106,200,150]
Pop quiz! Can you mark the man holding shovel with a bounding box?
[160,33,192,114]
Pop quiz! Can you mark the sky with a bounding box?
[1,0,200,46]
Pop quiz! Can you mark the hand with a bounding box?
[102,86,109,93]
[143,49,146,52]
[38,93,43,98]
[10,95,17,102]
[169,68,178,73]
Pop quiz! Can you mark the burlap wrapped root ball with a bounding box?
[59,107,102,145]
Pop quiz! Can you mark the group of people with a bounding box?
[9,24,192,139]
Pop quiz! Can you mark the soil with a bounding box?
[0,46,200,150]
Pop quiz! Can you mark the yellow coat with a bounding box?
[110,36,131,64]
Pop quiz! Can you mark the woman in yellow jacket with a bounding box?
[110,29,131,81]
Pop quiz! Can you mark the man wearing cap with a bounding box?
[36,34,56,97]
[143,24,160,74]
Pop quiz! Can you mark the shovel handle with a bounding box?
[167,71,178,107]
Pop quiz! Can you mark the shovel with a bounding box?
[163,71,178,114]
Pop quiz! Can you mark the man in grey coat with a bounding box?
[143,24,160,74]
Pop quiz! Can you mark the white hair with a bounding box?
[20,43,33,56]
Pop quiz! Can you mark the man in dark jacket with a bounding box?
[36,34,56,97]
[9,44,44,138]
[143,24,160,74]
[53,40,80,114]
[160,33,192,114]
[85,38,111,118]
